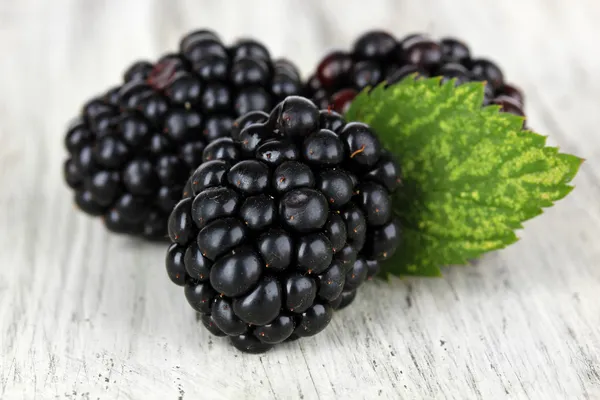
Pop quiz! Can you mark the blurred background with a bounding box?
[1,0,599,398]
[1,0,598,197]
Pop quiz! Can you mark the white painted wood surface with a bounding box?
[1,0,599,398]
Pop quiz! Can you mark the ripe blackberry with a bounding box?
[305,30,525,117]
[166,96,402,352]
[63,29,302,238]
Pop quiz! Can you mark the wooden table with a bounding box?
[1,0,599,398]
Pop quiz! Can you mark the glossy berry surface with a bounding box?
[167,96,402,353]
[64,29,302,238]
[305,30,526,121]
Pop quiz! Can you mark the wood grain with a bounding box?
[1,0,599,399]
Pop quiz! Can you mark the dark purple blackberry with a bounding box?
[64,29,302,239]
[305,31,525,119]
[167,96,402,353]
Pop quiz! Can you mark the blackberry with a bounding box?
[63,29,302,239]
[166,96,402,352]
[305,30,525,117]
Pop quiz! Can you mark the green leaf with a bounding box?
[345,77,583,278]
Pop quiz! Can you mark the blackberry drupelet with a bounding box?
[305,30,525,117]
[63,29,302,238]
[166,96,402,353]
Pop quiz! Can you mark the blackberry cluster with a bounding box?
[305,31,525,117]
[63,30,302,238]
[165,96,402,353]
